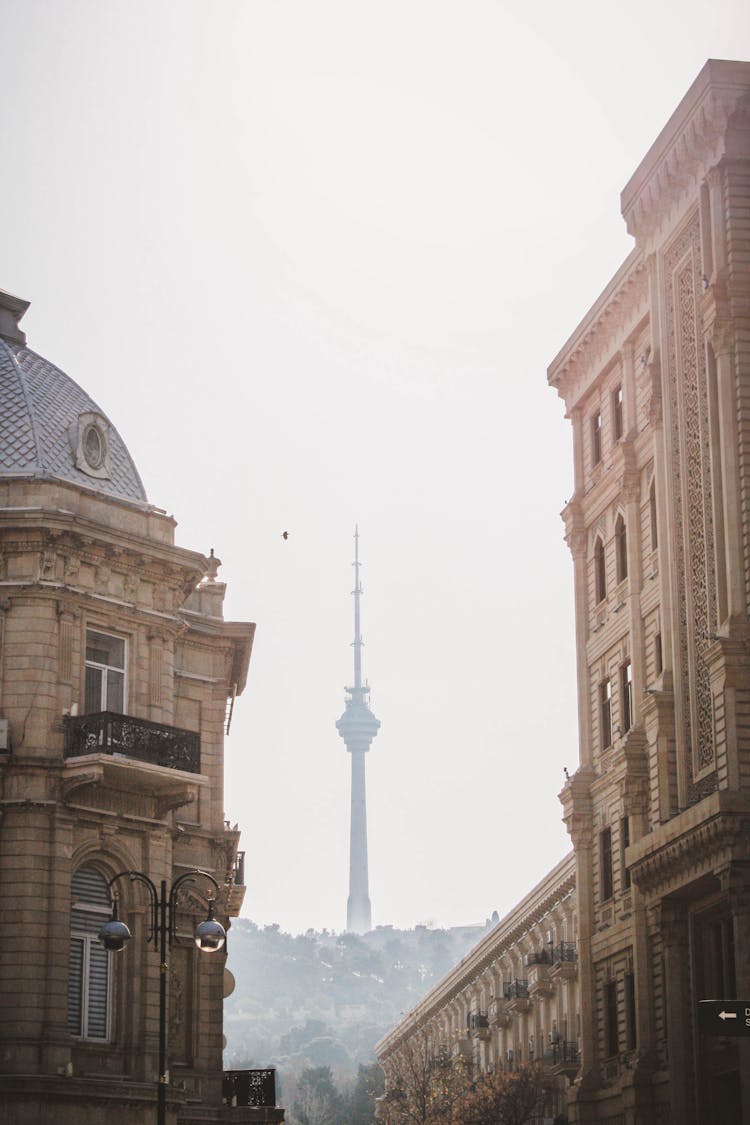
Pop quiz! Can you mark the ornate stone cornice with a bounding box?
[621,61,750,250]
[548,254,648,410]
[629,800,750,898]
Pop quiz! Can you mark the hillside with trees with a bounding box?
[223,919,494,1117]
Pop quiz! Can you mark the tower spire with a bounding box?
[336,527,380,933]
[352,525,363,692]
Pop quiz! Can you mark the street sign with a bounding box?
[698,1000,750,1037]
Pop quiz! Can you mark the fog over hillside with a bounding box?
[224,920,493,1087]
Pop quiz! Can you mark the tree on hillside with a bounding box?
[292,1065,345,1125]
[345,1062,385,1124]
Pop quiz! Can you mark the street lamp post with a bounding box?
[99,868,227,1125]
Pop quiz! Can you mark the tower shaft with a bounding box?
[347,750,370,932]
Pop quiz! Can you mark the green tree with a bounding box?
[292,1065,345,1125]
[343,1062,385,1124]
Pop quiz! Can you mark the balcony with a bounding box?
[503,980,531,1014]
[543,1040,580,1076]
[451,1038,473,1062]
[62,712,206,811]
[488,996,511,1028]
[222,1069,277,1108]
[527,965,555,1001]
[65,711,201,771]
[468,1012,490,1041]
[549,942,578,982]
[226,848,246,915]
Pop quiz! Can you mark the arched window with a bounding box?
[615,515,628,583]
[68,866,113,1041]
[594,537,606,603]
[649,479,658,551]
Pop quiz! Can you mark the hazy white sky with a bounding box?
[3,1,750,933]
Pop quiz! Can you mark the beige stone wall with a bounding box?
[551,58,750,1125]
[0,471,255,1121]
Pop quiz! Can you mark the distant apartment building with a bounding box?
[0,290,283,1122]
[376,855,579,1121]
[377,59,750,1124]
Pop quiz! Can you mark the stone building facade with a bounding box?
[0,291,282,1122]
[377,59,750,1124]
[376,854,579,1121]
[550,58,750,1124]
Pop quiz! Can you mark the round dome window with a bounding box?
[83,423,106,469]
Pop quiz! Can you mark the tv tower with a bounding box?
[336,527,380,933]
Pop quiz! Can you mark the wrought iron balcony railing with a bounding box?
[222,1069,277,1108]
[526,949,550,965]
[503,979,530,1000]
[64,711,200,774]
[550,941,577,964]
[544,1041,580,1066]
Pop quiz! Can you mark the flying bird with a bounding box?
[282,531,289,540]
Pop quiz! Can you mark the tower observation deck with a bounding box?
[336,527,380,932]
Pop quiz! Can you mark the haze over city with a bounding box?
[3,0,750,936]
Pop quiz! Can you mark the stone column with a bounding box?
[658,899,692,1125]
[719,863,750,1119]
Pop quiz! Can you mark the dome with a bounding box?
[0,290,147,504]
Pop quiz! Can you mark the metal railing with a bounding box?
[544,1041,580,1066]
[64,711,200,774]
[503,979,529,1000]
[222,1069,277,1107]
[468,1012,489,1031]
[526,949,550,965]
[550,941,577,964]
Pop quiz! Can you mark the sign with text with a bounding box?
[698,1001,750,1037]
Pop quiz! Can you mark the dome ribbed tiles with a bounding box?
[0,336,147,503]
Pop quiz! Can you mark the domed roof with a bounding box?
[0,290,147,504]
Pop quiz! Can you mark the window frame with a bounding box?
[620,660,632,733]
[594,537,607,604]
[621,815,631,891]
[600,678,612,750]
[600,826,614,902]
[615,514,628,583]
[605,978,619,1057]
[85,628,127,713]
[591,410,602,466]
[68,866,114,1043]
[612,384,623,442]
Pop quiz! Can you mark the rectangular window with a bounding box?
[600,679,612,749]
[600,827,614,901]
[592,411,602,465]
[620,660,632,733]
[624,970,637,1050]
[621,815,631,890]
[605,979,619,1056]
[655,633,663,676]
[85,629,125,713]
[612,385,623,441]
